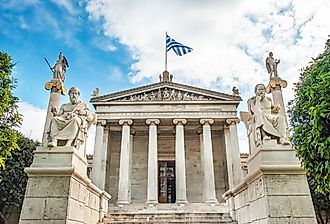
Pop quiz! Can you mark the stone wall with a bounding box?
[223,143,317,224]
[185,132,203,202]
[106,132,121,204]
[232,174,316,224]
[131,134,148,202]
[213,130,229,203]
[19,147,110,224]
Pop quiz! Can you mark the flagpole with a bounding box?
[165,31,167,71]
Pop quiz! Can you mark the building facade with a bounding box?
[90,71,243,208]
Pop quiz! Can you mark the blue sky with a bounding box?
[1,0,330,152]
[1,0,137,108]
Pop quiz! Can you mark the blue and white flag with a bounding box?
[166,34,193,56]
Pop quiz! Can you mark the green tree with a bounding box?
[288,39,330,223]
[0,133,38,221]
[0,51,22,168]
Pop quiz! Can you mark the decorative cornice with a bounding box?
[97,111,237,120]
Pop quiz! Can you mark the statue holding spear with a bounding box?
[44,52,69,82]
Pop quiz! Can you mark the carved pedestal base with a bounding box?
[19,147,110,224]
[223,141,317,224]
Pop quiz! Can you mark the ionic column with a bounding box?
[200,119,218,204]
[42,79,64,146]
[146,119,160,205]
[173,119,188,204]
[224,119,242,188]
[100,126,109,190]
[117,119,133,205]
[91,120,106,189]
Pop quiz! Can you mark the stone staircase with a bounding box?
[99,203,236,224]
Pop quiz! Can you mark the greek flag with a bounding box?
[166,34,193,56]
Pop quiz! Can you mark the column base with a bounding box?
[205,199,219,206]
[176,199,188,206]
[117,200,130,207]
[146,200,159,206]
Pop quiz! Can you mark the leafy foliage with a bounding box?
[0,51,22,168]
[288,39,330,196]
[0,133,38,213]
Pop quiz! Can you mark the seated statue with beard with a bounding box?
[247,84,290,147]
[47,87,96,148]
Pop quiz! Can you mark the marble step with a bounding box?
[100,212,236,224]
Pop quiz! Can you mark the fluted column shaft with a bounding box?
[173,119,188,204]
[200,119,218,204]
[146,119,160,205]
[91,120,106,189]
[117,119,133,205]
[224,119,242,188]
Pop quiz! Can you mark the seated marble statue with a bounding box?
[47,87,96,147]
[247,84,289,146]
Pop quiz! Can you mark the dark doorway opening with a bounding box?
[158,161,176,203]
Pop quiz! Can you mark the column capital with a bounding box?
[96,120,107,126]
[266,77,287,93]
[200,119,214,125]
[119,119,133,126]
[146,119,160,125]
[173,119,187,125]
[225,118,240,125]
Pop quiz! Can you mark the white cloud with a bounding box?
[51,0,78,15]
[86,0,330,152]
[17,102,46,141]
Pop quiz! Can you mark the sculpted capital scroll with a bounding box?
[200,119,214,125]
[97,120,107,126]
[119,119,133,126]
[173,119,187,125]
[146,119,160,125]
[225,118,240,125]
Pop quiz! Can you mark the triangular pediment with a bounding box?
[90,82,241,103]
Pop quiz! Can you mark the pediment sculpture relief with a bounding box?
[116,88,216,102]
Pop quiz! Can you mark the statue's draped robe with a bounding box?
[53,60,66,82]
[248,96,286,146]
[48,101,95,146]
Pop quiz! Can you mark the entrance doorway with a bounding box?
[158,161,176,203]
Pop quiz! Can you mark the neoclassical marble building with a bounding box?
[90,71,243,207]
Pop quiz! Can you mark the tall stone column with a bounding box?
[117,119,133,205]
[91,120,106,189]
[266,77,289,129]
[173,119,188,204]
[224,119,242,187]
[100,127,109,190]
[146,119,160,205]
[42,79,65,146]
[200,119,218,204]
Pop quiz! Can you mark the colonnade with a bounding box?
[91,118,241,205]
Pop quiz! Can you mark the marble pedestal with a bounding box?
[19,146,111,224]
[223,140,317,224]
